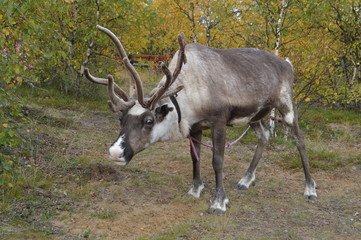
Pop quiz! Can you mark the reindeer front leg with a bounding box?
[188,129,204,198]
[209,125,229,215]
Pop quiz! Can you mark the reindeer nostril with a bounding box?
[109,145,124,159]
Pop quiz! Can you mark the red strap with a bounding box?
[188,136,200,161]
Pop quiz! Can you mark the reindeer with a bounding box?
[84,25,317,214]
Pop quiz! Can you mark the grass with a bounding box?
[91,210,115,219]
[275,107,361,171]
[1,81,360,239]
[17,85,108,112]
[282,147,344,171]
[299,106,361,125]
[139,223,192,240]
[0,219,54,240]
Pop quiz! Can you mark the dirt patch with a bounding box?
[53,201,195,239]
[81,163,123,182]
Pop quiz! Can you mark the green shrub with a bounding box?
[0,87,29,190]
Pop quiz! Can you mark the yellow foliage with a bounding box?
[16,76,23,83]
[14,66,20,74]
[3,28,10,35]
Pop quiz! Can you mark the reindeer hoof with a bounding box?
[187,184,204,198]
[304,179,317,201]
[305,195,317,201]
[208,198,229,215]
[237,173,256,190]
[236,184,248,190]
[236,181,255,190]
[208,207,226,215]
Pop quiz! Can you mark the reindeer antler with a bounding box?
[84,68,135,111]
[84,68,129,101]
[96,25,145,107]
[147,33,187,110]
[84,26,186,112]
[106,75,135,112]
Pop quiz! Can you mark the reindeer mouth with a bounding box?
[109,156,128,166]
[113,159,128,166]
[108,147,134,166]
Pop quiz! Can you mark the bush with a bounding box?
[0,87,28,191]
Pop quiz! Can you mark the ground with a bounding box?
[1,101,360,240]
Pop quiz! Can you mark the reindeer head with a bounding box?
[84,25,186,166]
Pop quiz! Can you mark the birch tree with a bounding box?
[251,0,320,135]
[154,0,240,47]
[325,0,361,107]
[270,0,288,137]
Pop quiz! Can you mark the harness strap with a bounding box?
[189,137,200,162]
[187,126,251,161]
[269,116,284,123]
[170,95,181,123]
[225,126,251,148]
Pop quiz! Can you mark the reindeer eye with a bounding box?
[143,116,154,127]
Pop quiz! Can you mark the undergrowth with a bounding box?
[282,106,361,170]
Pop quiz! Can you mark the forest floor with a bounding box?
[1,93,360,240]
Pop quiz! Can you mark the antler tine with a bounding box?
[96,25,145,107]
[123,58,144,106]
[84,68,129,101]
[171,33,187,84]
[160,85,184,99]
[107,75,135,112]
[146,33,187,110]
[146,63,172,110]
[96,25,127,59]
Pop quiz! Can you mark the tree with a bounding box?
[324,0,361,107]
[28,0,157,95]
[153,0,240,47]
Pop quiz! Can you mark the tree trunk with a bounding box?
[270,0,288,138]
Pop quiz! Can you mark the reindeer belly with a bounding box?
[227,104,272,127]
[228,115,255,127]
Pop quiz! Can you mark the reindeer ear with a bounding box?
[155,104,174,122]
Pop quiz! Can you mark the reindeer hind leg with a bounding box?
[237,120,269,190]
[278,104,317,200]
